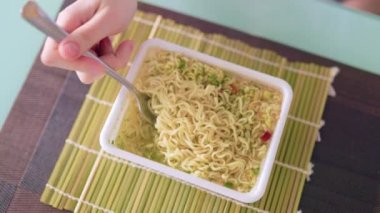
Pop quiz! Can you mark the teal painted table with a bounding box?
[1,0,379,128]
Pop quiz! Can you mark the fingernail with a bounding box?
[61,41,80,59]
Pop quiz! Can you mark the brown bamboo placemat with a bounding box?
[35,10,340,213]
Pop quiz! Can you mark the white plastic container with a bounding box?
[100,38,293,203]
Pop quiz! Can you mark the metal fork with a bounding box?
[21,1,156,124]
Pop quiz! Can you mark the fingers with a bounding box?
[101,40,134,69]
[41,37,134,85]
[40,38,59,67]
[56,0,99,59]
[41,38,100,73]
[59,9,118,60]
[56,0,98,33]
[99,37,113,55]
[76,40,134,84]
[39,0,137,84]
[58,0,137,60]
[41,0,99,65]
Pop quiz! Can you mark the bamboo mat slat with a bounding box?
[40,11,338,213]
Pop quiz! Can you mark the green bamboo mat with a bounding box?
[41,11,338,213]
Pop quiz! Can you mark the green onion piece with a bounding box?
[263,90,272,100]
[224,182,234,189]
[178,58,186,70]
[252,167,260,175]
[208,74,220,86]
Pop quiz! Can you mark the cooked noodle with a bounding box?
[114,50,282,192]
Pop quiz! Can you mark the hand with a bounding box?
[344,0,380,15]
[41,0,137,84]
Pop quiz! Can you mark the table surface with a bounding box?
[0,2,379,212]
[1,0,380,128]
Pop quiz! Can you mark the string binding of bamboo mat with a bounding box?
[41,11,339,213]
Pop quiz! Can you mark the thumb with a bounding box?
[58,9,118,60]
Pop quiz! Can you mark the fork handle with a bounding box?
[21,1,67,42]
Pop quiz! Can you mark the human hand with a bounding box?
[41,0,137,84]
[344,0,380,15]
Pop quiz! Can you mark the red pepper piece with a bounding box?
[260,131,272,142]
[230,84,239,94]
